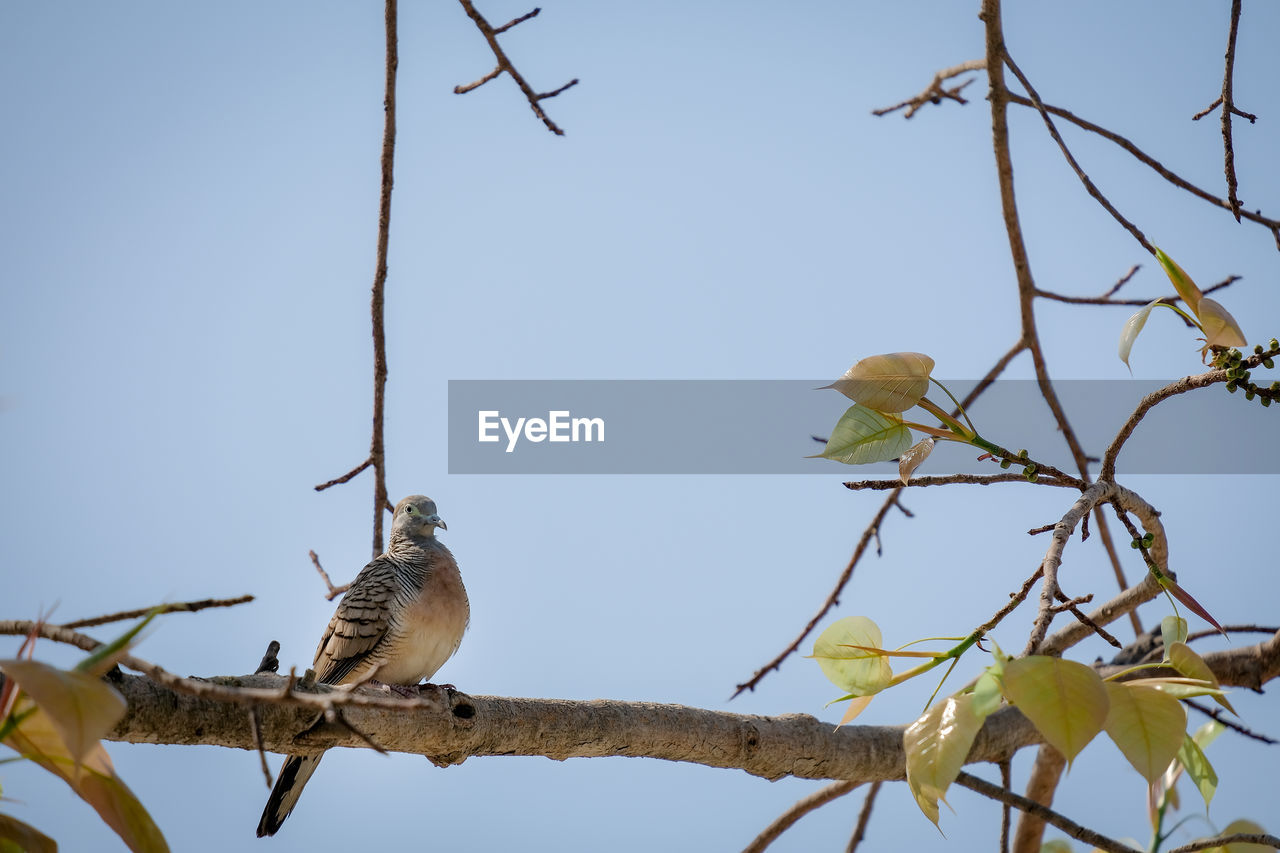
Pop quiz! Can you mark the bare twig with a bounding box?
[742,780,860,853]
[844,472,1077,491]
[731,492,903,698]
[60,595,255,630]
[845,780,881,853]
[310,550,351,601]
[999,761,1012,853]
[314,457,372,492]
[1035,274,1239,309]
[1166,834,1280,853]
[1192,0,1257,221]
[454,0,578,135]
[1184,698,1277,744]
[872,59,986,118]
[957,770,1131,853]
[1002,51,1153,255]
[1005,93,1280,248]
[248,708,273,788]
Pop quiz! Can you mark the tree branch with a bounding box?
[454,0,577,135]
[742,780,860,853]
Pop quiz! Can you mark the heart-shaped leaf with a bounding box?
[811,616,893,697]
[1168,642,1236,715]
[1000,656,1108,766]
[0,659,126,767]
[1160,615,1189,656]
[812,405,912,465]
[1103,682,1186,785]
[822,352,935,413]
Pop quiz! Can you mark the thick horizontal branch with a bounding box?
[104,671,1041,781]
[95,628,1280,783]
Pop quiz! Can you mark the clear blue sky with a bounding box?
[2,2,1278,850]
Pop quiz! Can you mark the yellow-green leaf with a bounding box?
[0,813,57,853]
[898,437,935,484]
[1001,657,1107,765]
[1168,642,1236,715]
[1040,841,1074,853]
[971,669,1004,720]
[1118,299,1161,371]
[1154,247,1203,314]
[812,405,912,465]
[1176,732,1218,811]
[904,693,982,826]
[1102,682,1186,785]
[822,352,935,413]
[0,660,126,766]
[1196,297,1247,350]
[1123,676,1224,700]
[811,616,893,696]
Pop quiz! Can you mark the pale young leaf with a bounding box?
[811,616,893,696]
[1196,297,1247,350]
[1102,682,1186,785]
[1123,676,1225,700]
[1118,300,1161,371]
[1040,841,1074,853]
[822,352,935,413]
[970,669,1004,720]
[812,405,912,465]
[898,437,936,484]
[904,693,983,827]
[1160,615,1189,656]
[1000,657,1108,766]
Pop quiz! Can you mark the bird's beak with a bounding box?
[428,515,447,531]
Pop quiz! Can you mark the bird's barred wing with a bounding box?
[312,557,399,685]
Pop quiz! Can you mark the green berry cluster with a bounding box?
[1130,531,1155,550]
[997,448,1037,481]
[1218,340,1279,407]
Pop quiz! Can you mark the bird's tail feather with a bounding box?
[256,753,324,837]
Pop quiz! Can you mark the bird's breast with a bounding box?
[378,561,470,684]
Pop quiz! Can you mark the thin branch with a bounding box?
[367,0,397,558]
[872,59,986,118]
[60,595,255,630]
[1192,0,1256,221]
[493,6,539,35]
[742,781,860,853]
[1166,835,1280,853]
[1035,274,1239,309]
[1024,482,1117,655]
[999,761,1012,853]
[454,0,577,135]
[844,472,1077,491]
[1005,93,1280,249]
[1100,347,1280,481]
[731,491,903,698]
[845,780,882,853]
[314,457,372,492]
[1092,504,1142,639]
[309,550,351,601]
[956,771,1132,853]
[1002,50,1153,255]
[1184,698,1277,745]
[248,708,273,788]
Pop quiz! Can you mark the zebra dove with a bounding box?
[256,495,469,837]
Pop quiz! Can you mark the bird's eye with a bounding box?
[404,506,415,514]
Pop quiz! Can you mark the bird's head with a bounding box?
[390,495,447,541]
